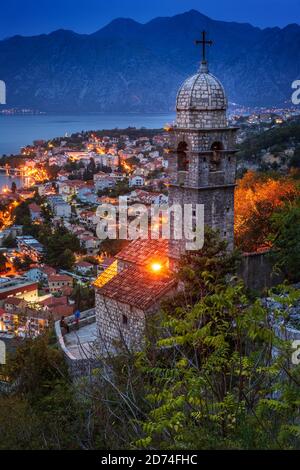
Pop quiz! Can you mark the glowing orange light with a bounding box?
[122,161,132,172]
[96,147,106,155]
[164,123,173,132]
[151,262,162,273]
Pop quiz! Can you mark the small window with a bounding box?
[122,314,128,326]
[224,231,227,236]
[228,156,231,162]
[226,207,230,212]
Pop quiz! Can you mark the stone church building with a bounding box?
[94,35,238,354]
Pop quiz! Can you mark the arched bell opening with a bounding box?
[177,141,189,172]
[210,141,223,171]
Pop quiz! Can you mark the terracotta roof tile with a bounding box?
[116,239,169,266]
[40,266,57,276]
[29,203,41,212]
[97,264,175,310]
[4,297,24,306]
[41,296,68,306]
[48,274,73,283]
[75,261,94,268]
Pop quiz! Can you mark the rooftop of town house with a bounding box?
[60,180,88,188]
[41,295,68,307]
[79,234,98,242]
[75,261,94,268]
[16,236,44,249]
[4,297,25,306]
[60,286,73,297]
[28,202,42,212]
[78,210,96,217]
[48,274,73,283]
[40,265,57,276]
[49,304,74,318]
[0,279,38,296]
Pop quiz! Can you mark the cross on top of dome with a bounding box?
[175,32,227,128]
[195,31,213,71]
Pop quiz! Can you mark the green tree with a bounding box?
[3,232,17,248]
[83,231,300,450]
[0,252,7,272]
[71,284,95,310]
[289,147,300,169]
[133,281,300,450]
[43,226,81,268]
[0,333,80,450]
[13,201,31,225]
[270,200,300,281]
[99,238,129,257]
[57,248,76,270]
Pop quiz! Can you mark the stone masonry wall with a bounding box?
[238,252,284,292]
[95,292,146,354]
[169,185,235,258]
[176,109,227,129]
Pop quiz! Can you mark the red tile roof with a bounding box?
[61,286,73,296]
[75,261,94,268]
[41,295,68,307]
[97,264,175,310]
[4,297,25,306]
[48,274,73,283]
[116,239,169,267]
[40,266,57,276]
[49,304,74,319]
[29,203,41,213]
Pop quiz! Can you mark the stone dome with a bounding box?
[176,65,227,112]
[175,63,227,129]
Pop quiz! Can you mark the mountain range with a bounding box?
[0,9,299,112]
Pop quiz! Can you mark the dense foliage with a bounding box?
[237,119,300,163]
[0,334,79,449]
[235,171,300,252]
[269,200,300,281]
[40,226,81,269]
[1,232,300,449]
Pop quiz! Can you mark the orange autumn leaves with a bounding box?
[234,171,300,252]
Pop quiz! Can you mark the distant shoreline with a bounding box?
[0,112,175,156]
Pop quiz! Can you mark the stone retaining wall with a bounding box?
[55,308,100,377]
[238,251,283,292]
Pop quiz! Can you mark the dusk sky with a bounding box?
[0,0,299,39]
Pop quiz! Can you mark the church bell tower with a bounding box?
[168,32,238,261]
